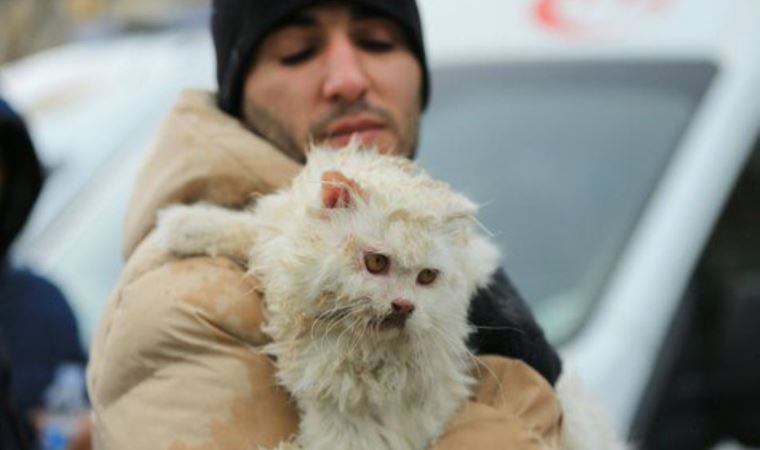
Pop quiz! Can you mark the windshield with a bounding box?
[417,60,716,342]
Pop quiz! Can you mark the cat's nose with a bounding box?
[391,298,415,315]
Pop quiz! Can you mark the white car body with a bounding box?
[421,0,760,436]
[2,0,759,443]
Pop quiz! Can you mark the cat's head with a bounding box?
[254,146,500,343]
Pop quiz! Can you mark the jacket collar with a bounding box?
[122,90,301,259]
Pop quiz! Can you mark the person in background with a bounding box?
[2,339,31,450]
[0,98,90,450]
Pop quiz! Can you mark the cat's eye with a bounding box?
[417,269,439,286]
[364,253,390,274]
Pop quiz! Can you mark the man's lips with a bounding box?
[322,116,386,140]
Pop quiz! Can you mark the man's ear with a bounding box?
[321,171,363,209]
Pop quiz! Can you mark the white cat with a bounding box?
[157,146,500,450]
[156,145,626,450]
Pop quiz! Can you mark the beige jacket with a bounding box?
[87,90,563,450]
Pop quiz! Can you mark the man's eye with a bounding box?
[358,39,394,53]
[280,47,316,65]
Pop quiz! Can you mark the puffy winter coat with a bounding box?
[87,90,564,450]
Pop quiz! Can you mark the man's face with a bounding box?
[242,1,423,160]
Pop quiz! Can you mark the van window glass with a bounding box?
[418,61,716,342]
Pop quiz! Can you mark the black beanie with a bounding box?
[212,0,429,118]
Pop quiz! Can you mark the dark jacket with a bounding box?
[469,269,562,385]
[0,97,43,450]
[1,98,86,449]
[0,262,88,445]
[1,339,30,450]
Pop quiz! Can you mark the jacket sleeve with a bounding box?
[434,356,563,449]
[467,268,563,386]
[87,239,298,450]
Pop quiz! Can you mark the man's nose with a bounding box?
[321,35,369,104]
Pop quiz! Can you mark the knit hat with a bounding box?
[212,0,430,117]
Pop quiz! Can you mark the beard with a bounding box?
[241,100,305,162]
[242,98,420,162]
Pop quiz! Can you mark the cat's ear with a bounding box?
[321,171,364,209]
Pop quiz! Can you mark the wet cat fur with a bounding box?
[157,146,500,450]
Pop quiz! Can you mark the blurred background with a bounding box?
[0,0,210,63]
[1,0,759,449]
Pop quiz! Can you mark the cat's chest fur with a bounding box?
[267,328,474,450]
[268,315,471,410]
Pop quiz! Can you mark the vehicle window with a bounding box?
[418,61,716,342]
[631,137,760,449]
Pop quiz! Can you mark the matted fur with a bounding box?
[158,145,500,450]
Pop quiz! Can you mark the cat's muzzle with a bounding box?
[378,311,410,330]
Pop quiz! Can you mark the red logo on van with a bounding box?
[535,0,675,36]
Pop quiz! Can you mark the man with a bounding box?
[88,1,564,448]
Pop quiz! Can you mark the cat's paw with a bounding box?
[155,203,256,264]
[155,204,208,256]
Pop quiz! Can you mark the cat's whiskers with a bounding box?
[309,312,326,347]
[291,297,353,351]
[310,295,354,321]
[427,322,507,403]
[348,316,373,356]
[426,324,475,377]
[467,325,527,333]
[317,301,361,349]
[432,313,510,396]
[318,299,367,338]
[433,310,528,336]
[334,313,366,356]
[320,299,394,358]
[316,306,351,352]
[468,209,497,238]
[468,352,507,405]
[407,328,437,381]
[314,305,351,323]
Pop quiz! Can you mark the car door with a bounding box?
[631,134,760,449]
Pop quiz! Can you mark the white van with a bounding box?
[2,0,759,447]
